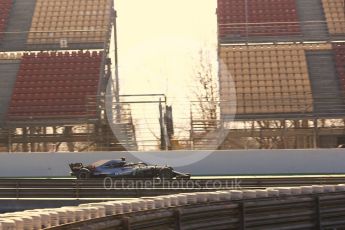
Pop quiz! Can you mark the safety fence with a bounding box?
[1,176,345,199]
[1,185,345,229]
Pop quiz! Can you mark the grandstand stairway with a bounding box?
[109,122,137,151]
[0,60,20,126]
[0,0,36,51]
[105,104,138,151]
[295,0,329,40]
[0,128,9,151]
[191,120,225,150]
[306,50,344,115]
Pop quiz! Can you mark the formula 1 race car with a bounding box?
[69,158,191,180]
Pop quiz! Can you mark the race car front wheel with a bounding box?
[78,169,91,179]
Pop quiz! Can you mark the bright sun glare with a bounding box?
[115,0,218,98]
[110,0,218,150]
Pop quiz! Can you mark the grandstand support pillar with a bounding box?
[64,126,75,152]
[293,120,300,149]
[43,127,48,152]
[86,123,91,152]
[258,121,264,149]
[22,128,28,152]
[7,128,12,153]
[29,127,36,152]
[313,119,319,148]
[52,126,60,152]
[282,120,287,149]
[302,120,310,148]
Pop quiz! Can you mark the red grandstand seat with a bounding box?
[217,0,301,38]
[7,51,102,120]
[0,0,12,41]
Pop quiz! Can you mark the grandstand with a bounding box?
[1,0,345,151]
[213,0,345,149]
[0,0,137,152]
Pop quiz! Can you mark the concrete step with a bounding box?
[306,50,344,114]
[0,0,37,51]
[296,0,329,39]
[0,61,20,126]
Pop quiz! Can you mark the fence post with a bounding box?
[315,196,321,230]
[174,209,182,230]
[122,217,131,230]
[239,202,246,230]
[75,180,79,199]
[15,181,19,199]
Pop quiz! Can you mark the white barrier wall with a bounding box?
[0,149,345,177]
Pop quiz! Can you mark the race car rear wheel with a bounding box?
[78,169,91,179]
[159,168,174,180]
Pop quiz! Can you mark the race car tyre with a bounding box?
[78,169,91,179]
[159,168,174,180]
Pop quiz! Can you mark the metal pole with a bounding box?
[315,196,322,230]
[239,202,246,230]
[313,118,318,148]
[174,209,182,230]
[113,7,121,122]
[122,217,131,230]
[190,104,194,150]
[283,119,287,149]
[113,9,120,104]
[8,128,12,153]
[245,0,249,40]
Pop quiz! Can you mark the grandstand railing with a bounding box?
[2,94,345,151]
